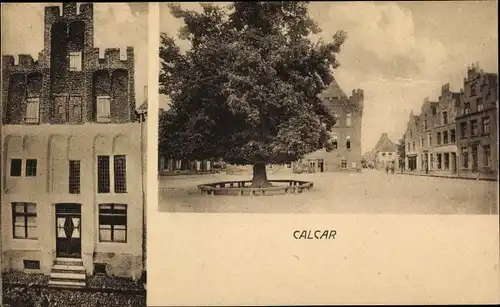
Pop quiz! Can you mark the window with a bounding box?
[94,263,107,275]
[444,153,450,169]
[450,129,456,143]
[341,160,347,169]
[346,113,352,127]
[96,96,111,123]
[25,97,40,124]
[436,132,441,145]
[442,112,448,125]
[69,160,81,194]
[482,117,490,135]
[410,129,412,138]
[407,143,411,151]
[25,159,37,177]
[461,147,468,168]
[332,139,338,150]
[460,122,467,138]
[69,96,82,123]
[68,51,82,71]
[97,156,110,193]
[332,113,339,127]
[443,131,448,144]
[412,141,415,151]
[420,136,424,147]
[428,133,432,146]
[346,136,351,149]
[471,145,478,170]
[382,152,386,157]
[113,155,127,193]
[483,145,491,167]
[23,260,40,270]
[10,159,22,177]
[464,102,471,115]
[99,204,127,243]
[477,98,484,111]
[471,120,478,137]
[12,203,37,239]
[424,119,427,130]
[436,154,442,169]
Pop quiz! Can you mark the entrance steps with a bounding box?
[48,258,86,289]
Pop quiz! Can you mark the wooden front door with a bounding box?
[55,203,82,258]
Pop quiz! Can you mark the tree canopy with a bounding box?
[159,2,347,179]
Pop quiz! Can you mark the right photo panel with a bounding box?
[152,1,499,306]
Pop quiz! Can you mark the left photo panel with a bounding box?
[1,3,147,306]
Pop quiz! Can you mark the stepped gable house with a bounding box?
[1,3,145,286]
[297,78,364,172]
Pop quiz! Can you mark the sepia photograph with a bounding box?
[157,1,498,214]
[1,3,147,306]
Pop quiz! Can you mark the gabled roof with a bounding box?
[373,133,398,152]
[320,77,348,99]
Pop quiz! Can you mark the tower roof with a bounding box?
[320,77,348,99]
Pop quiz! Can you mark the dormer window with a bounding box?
[69,51,82,71]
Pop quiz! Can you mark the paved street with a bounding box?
[158,169,498,214]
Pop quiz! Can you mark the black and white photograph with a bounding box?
[157,1,498,214]
[1,3,147,306]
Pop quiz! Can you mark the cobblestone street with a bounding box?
[158,169,498,214]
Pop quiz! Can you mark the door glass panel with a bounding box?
[71,218,80,238]
[57,217,66,238]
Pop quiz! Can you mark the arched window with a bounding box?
[332,135,338,150]
[332,112,339,127]
[346,135,351,149]
[346,113,352,127]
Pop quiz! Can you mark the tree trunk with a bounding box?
[251,163,272,188]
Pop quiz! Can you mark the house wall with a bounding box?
[1,123,144,279]
[303,89,364,171]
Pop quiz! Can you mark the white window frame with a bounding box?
[25,97,40,124]
[68,51,82,72]
[96,95,111,123]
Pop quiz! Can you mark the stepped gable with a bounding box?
[373,133,397,152]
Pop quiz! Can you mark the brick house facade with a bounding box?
[297,79,364,172]
[1,3,145,286]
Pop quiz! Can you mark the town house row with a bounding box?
[403,63,498,177]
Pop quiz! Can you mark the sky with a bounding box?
[159,1,498,153]
[1,3,148,107]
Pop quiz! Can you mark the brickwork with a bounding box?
[300,81,364,172]
[399,63,498,178]
[456,63,498,176]
[2,3,136,125]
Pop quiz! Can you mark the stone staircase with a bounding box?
[48,258,86,289]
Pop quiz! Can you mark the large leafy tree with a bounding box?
[159,2,347,187]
